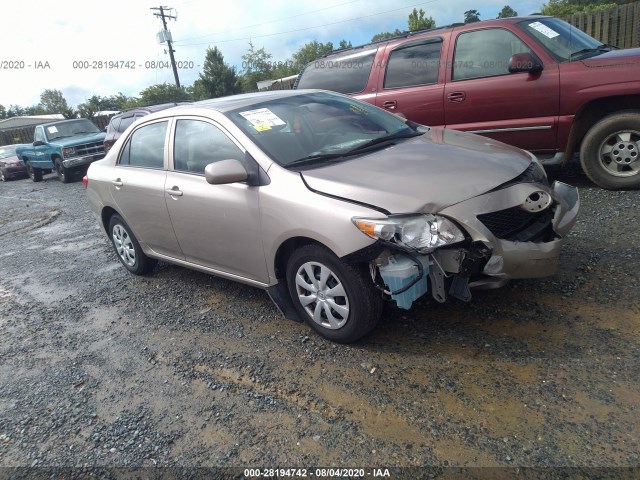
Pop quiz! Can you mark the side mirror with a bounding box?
[508,53,543,74]
[204,159,248,185]
[33,140,45,146]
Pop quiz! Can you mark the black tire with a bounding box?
[286,244,382,343]
[108,214,157,275]
[54,158,72,184]
[26,162,43,182]
[0,169,6,182]
[580,111,640,190]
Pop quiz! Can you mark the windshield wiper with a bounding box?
[570,44,612,59]
[73,131,99,135]
[348,131,422,153]
[287,153,346,168]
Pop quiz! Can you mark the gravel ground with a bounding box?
[0,163,638,478]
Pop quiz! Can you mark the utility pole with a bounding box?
[151,6,181,88]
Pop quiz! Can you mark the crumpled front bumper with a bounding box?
[62,153,105,169]
[440,180,580,280]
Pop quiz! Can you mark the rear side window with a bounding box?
[453,28,532,81]
[384,41,442,89]
[119,121,168,168]
[173,119,244,174]
[108,117,121,134]
[117,115,137,133]
[296,49,376,94]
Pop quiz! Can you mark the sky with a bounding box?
[2,0,541,109]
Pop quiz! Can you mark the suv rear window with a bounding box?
[296,49,376,94]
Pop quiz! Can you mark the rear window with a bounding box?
[296,49,376,94]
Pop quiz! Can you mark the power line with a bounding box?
[174,1,438,46]
[151,6,181,88]
[175,0,363,43]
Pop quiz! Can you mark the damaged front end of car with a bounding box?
[350,167,580,310]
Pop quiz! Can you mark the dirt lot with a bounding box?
[0,163,638,478]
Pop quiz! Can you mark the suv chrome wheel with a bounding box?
[598,130,640,177]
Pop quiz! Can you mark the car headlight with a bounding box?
[352,214,466,253]
[62,147,76,158]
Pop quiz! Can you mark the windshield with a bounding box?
[44,119,100,141]
[519,17,609,62]
[0,147,17,159]
[226,92,419,168]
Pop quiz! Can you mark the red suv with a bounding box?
[295,16,640,190]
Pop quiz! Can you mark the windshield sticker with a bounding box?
[529,21,560,39]
[239,108,286,132]
[47,126,59,134]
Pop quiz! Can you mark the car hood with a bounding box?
[582,47,640,67]
[52,132,106,147]
[301,127,531,213]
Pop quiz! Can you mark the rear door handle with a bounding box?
[382,100,397,110]
[166,187,183,197]
[112,179,123,187]
[447,92,466,103]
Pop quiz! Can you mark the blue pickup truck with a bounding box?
[15,118,106,183]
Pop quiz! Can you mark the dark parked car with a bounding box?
[85,90,579,343]
[104,103,190,153]
[0,145,28,181]
[295,16,640,190]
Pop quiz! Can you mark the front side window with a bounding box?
[119,121,168,169]
[173,119,244,174]
[296,49,377,94]
[453,28,532,81]
[384,41,442,89]
[34,128,45,143]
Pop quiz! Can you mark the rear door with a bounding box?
[444,26,560,151]
[164,117,268,283]
[110,119,184,259]
[375,37,446,126]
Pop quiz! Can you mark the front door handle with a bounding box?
[166,187,183,197]
[447,92,466,103]
[112,178,123,187]
[382,100,397,110]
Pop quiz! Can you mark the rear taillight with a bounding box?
[82,175,88,189]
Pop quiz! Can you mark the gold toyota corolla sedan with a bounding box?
[85,90,579,343]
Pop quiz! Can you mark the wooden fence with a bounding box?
[0,116,111,147]
[564,1,640,48]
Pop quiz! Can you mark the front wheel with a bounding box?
[286,244,382,343]
[26,162,43,182]
[108,214,157,275]
[55,158,72,183]
[580,111,640,189]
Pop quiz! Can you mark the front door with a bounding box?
[164,118,268,283]
[444,27,560,151]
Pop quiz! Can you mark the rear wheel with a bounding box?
[55,158,72,183]
[108,214,157,275]
[286,244,382,343]
[26,162,43,182]
[580,111,640,189]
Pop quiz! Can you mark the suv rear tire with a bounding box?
[580,111,640,190]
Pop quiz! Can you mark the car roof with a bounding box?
[316,16,550,59]
[170,89,323,114]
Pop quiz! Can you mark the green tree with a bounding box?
[292,40,334,69]
[371,29,403,42]
[338,39,352,49]
[138,83,191,105]
[240,40,275,92]
[408,8,436,31]
[193,46,241,100]
[541,0,619,16]
[38,89,74,118]
[464,9,481,23]
[497,5,518,18]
